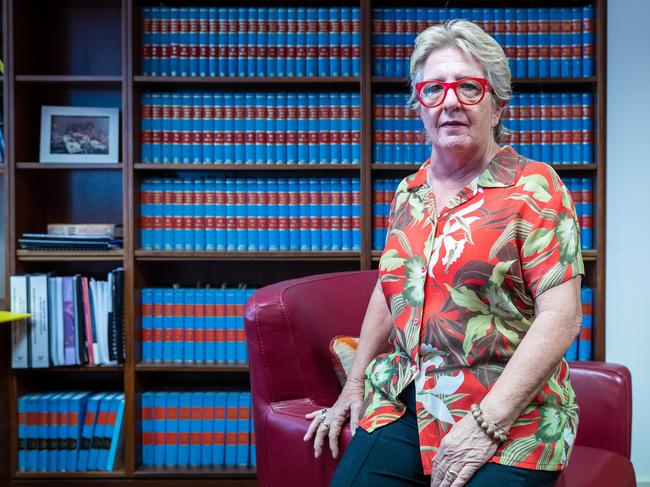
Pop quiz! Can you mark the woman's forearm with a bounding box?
[345,277,394,386]
[480,277,582,429]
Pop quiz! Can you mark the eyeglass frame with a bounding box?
[415,77,492,108]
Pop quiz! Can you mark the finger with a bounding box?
[438,468,461,487]
[303,417,321,442]
[431,456,450,486]
[328,419,344,458]
[312,423,330,458]
[349,401,361,436]
[305,409,326,419]
[450,465,476,487]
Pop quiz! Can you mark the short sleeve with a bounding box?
[518,166,585,298]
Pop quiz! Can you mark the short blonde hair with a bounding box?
[408,19,512,143]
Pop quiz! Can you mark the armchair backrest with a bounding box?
[244,270,378,408]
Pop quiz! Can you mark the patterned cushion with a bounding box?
[329,335,359,387]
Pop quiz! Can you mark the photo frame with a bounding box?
[39,106,120,163]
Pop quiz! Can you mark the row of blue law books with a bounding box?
[142,390,255,468]
[141,7,361,78]
[18,392,124,472]
[141,287,254,364]
[372,7,594,79]
[140,176,361,252]
[504,92,594,165]
[371,177,594,251]
[566,287,593,361]
[141,92,361,165]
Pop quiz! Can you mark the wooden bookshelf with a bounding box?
[1,0,607,485]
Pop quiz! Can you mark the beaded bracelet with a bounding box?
[470,404,508,443]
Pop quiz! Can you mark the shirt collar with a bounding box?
[406,146,521,192]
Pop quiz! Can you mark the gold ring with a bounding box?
[448,466,460,476]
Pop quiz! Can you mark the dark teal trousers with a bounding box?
[329,382,560,487]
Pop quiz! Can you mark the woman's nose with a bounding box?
[441,87,461,110]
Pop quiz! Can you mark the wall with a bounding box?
[606,0,650,483]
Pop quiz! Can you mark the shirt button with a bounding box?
[413,318,420,325]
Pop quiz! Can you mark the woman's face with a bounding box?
[418,46,503,157]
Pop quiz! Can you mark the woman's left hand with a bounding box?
[429,413,499,487]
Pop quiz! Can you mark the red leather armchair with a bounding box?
[245,270,635,487]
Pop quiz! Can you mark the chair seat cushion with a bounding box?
[555,445,636,487]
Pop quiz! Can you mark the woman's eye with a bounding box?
[424,84,443,97]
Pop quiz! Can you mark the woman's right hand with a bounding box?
[303,377,365,459]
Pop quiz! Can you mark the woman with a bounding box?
[304,20,583,487]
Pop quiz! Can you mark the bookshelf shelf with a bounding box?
[16,250,124,261]
[135,251,361,262]
[14,75,123,85]
[134,466,257,478]
[13,365,123,373]
[134,163,361,171]
[16,162,123,170]
[14,470,127,479]
[136,363,249,373]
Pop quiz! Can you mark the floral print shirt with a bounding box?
[359,146,584,473]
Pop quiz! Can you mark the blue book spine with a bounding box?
[527,8,539,78]
[582,6,594,76]
[515,8,527,78]
[565,337,578,361]
[297,94,308,164]
[160,179,172,250]
[236,392,251,466]
[561,93,571,164]
[178,393,191,467]
[538,8,550,78]
[250,409,256,467]
[88,394,111,471]
[213,392,226,466]
[164,392,179,468]
[579,287,593,360]
[160,8,170,76]
[581,177,594,249]
[18,395,28,472]
[78,393,103,471]
[286,94,298,164]
[181,93,193,163]
[217,8,227,77]
[338,93,349,164]
[288,178,300,250]
[172,288,184,362]
[194,288,206,363]
[61,393,73,471]
[181,179,193,250]
[266,94,276,164]
[298,177,310,250]
[570,8,582,77]
[306,8,318,77]
[151,93,162,163]
[352,177,361,251]
[226,290,237,363]
[189,392,202,467]
[153,392,166,468]
[267,8,278,77]
[188,8,199,76]
[277,9,287,77]
[235,178,247,251]
[571,93,582,164]
[162,288,174,362]
[296,7,307,77]
[238,9,248,77]
[171,94,182,163]
[307,93,319,164]
[141,93,153,163]
[258,8,269,77]
[340,8,352,77]
[202,93,214,163]
[341,178,352,250]
[26,395,38,471]
[234,94,245,164]
[216,289,227,363]
[178,9,189,76]
[149,8,161,76]
[247,178,259,251]
[205,289,217,363]
[201,392,215,466]
[317,8,328,76]
[141,8,153,75]
[152,288,164,363]
[504,9,516,77]
[191,94,203,163]
[169,8,180,76]
[309,178,321,250]
[225,178,236,251]
[257,178,269,251]
[236,290,248,364]
[142,392,154,466]
[208,8,217,76]
[351,8,360,76]
[267,179,279,251]
[46,393,58,472]
[36,393,49,471]
[213,93,224,164]
[71,392,91,471]
[331,177,342,250]
[540,93,551,163]
[205,178,216,250]
[549,9,561,78]
[582,93,594,164]
[194,179,206,250]
[215,177,227,251]
[329,8,341,77]
[286,8,297,77]
[226,8,237,77]
[351,93,361,163]
[278,178,290,250]
[183,289,195,363]
[321,178,332,251]
[103,394,126,471]
[244,95,255,165]
[530,93,542,161]
[373,94,382,163]
[224,392,238,467]
[551,93,562,164]
[256,93,267,165]
[520,93,531,158]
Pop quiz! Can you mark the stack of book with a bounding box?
[140,7,361,78]
[141,287,253,364]
[18,234,123,251]
[17,392,125,472]
[141,390,255,468]
[140,176,361,252]
[372,7,594,78]
[141,91,361,165]
[565,287,593,361]
[10,269,125,369]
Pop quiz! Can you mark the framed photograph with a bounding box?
[39,106,120,163]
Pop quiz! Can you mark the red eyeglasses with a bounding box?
[415,77,491,108]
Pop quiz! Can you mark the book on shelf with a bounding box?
[47,223,124,239]
[18,233,123,251]
[142,389,254,468]
[18,391,124,473]
[10,269,125,369]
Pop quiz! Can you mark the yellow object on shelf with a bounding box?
[0,311,31,324]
